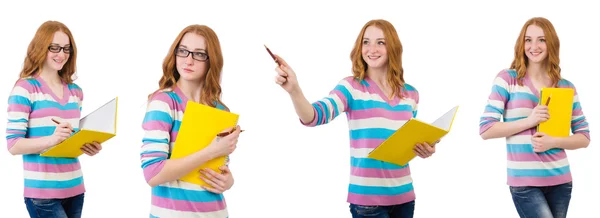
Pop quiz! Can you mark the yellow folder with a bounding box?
[367,106,459,166]
[41,97,118,158]
[170,101,239,187]
[537,88,573,137]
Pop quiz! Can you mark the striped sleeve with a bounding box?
[302,78,354,127]
[140,92,174,183]
[6,80,33,150]
[567,83,590,140]
[406,85,419,118]
[480,70,512,134]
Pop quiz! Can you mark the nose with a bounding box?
[184,54,194,65]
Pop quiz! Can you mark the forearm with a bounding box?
[289,89,315,124]
[148,147,218,187]
[554,134,590,150]
[481,118,535,140]
[8,137,50,155]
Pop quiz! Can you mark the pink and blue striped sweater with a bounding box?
[5,76,85,199]
[141,86,228,218]
[302,76,419,206]
[479,69,590,187]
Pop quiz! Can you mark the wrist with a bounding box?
[288,87,303,97]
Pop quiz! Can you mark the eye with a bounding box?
[377,41,385,45]
[362,40,369,45]
[539,39,546,43]
[525,39,531,42]
[49,46,60,51]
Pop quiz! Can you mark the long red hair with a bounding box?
[19,20,77,83]
[510,17,561,87]
[154,24,227,110]
[350,19,405,98]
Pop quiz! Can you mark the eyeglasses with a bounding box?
[175,48,209,61]
[48,45,72,54]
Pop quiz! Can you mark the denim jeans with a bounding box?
[24,193,85,218]
[510,182,572,218]
[349,201,415,218]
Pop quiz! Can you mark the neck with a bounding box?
[177,79,204,103]
[526,62,547,80]
[366,67,388,86]
[39,68,62,85]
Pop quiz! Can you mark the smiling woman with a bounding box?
[479,17,591,218]
[5,20,104,218]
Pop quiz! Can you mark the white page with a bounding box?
[79,97,118,133]
[430,106,459,131]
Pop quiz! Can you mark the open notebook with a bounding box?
[170,101,240,187]
[41,97,118,158]
[368,105,459,166]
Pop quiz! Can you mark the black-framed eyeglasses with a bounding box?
[175,48,209,61]
[48,45,72,54]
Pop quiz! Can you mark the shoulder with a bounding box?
[495,69,518,83]
[557,77,576,88]
[67,82,84,99]
[403,83,419,103]
[147,88,181,111]
[13,77,39,92]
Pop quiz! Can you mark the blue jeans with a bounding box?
[510,182,572,218]
[349,201,415,218]
[24,193,85,218]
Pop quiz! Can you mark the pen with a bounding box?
[545,94,552,106]
[216,127,245,137]
[51,118,75,133]
[264,44,281,66]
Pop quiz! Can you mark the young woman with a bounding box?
[140,24,241,218]
[5,20,103,218]
[479,17,591,218]
[272,19,439,218]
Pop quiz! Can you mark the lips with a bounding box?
[368,55,381,60]
[183,68,194,73]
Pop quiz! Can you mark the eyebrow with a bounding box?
[178,45,206,51]
[49,43,71,46]
[363,38,385,40]
[524,36,545,38]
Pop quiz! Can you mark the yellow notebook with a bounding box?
[41,97,118,158]
[368,106,459,166]
[537,88,573,137]
[170,101,239,187]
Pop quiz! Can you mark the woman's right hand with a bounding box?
[273,54,301,95]
[46,120,73,147]
[207,126,241,158]
[527,105,550,126]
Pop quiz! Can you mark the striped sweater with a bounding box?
[479,69,590,187]
[302,76,419,206]
[141,86,228,218]
[5,76,85,199]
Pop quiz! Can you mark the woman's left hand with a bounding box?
[414,139,439,159]
[81,141,102,156]
[200,166,234,194]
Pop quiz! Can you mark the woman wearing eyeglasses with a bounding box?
[5,20,103,218]
[140,24,240,218]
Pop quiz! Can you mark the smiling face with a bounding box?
[43,31,71,72]
[175,32,209,82]
[524,24,548,64]
[361,25,388,71]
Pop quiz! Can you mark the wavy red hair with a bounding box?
[19,20,77,83]
[510,17,561,87]
[154,24,228,110]
[350,19,405,98]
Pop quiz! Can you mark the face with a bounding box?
[524,25,547,64]
[43,31,71,72]
[361,25,388,70]
[175,32,209,82]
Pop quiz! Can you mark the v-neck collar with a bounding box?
[35,75,70,106]
[173,85,190,109]
[364,76,401,106]
[522,73,554,99]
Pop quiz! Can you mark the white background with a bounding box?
[1,0,598,217]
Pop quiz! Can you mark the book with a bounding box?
[41,97,118,158]
[367,106,459,166]
[537,87,574,137]
[170,101,239,187]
